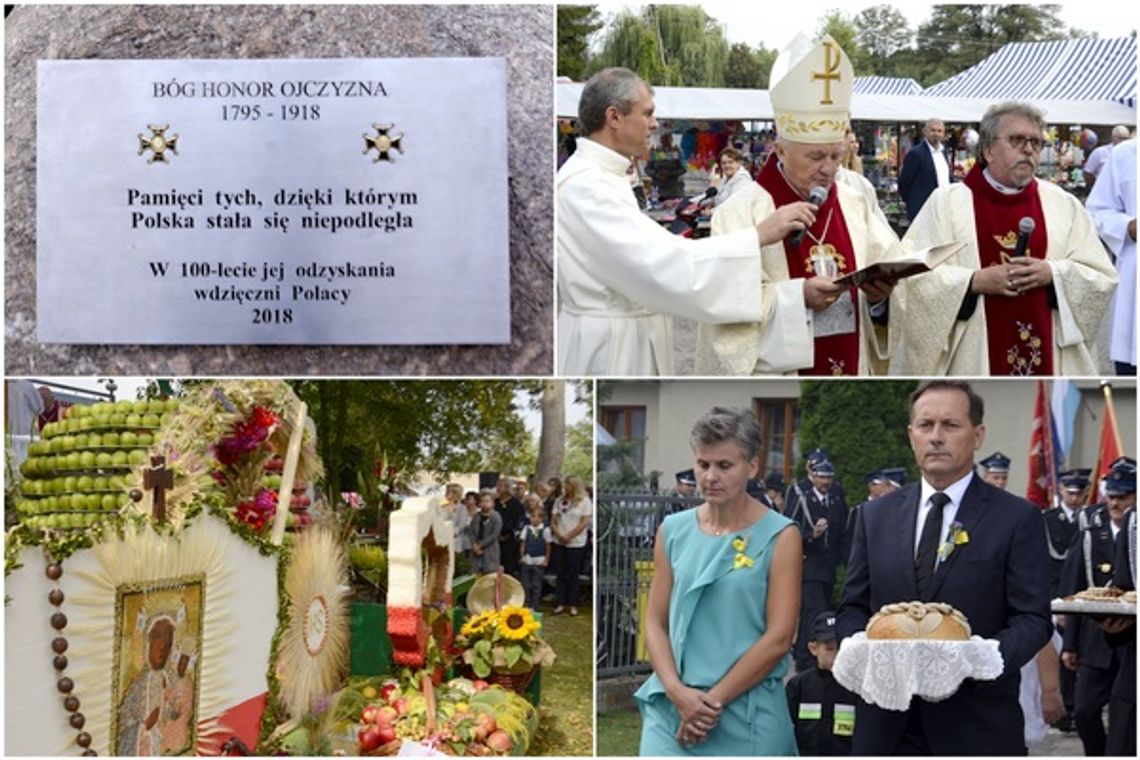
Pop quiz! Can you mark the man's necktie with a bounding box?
[915,492,951,598]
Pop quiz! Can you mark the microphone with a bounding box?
[688,186,718,207]
[1012,217,1035,257]
[789,185,828,247]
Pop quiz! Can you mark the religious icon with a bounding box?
[112,579,204,756]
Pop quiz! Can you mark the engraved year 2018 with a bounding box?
[253,308,293,325]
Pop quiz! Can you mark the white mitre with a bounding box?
[770,33,853,143]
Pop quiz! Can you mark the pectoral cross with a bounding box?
[811,41,842,105]
[144,455,175,524]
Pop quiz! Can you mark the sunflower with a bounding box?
[460,610,498,638]
[498,605,541,640]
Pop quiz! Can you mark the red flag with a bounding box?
[1026,380,1057,508]
[1088,383,1124,505]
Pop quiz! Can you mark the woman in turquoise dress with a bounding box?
[635,406,802,755]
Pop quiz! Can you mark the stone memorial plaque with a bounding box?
[36,58,510,344]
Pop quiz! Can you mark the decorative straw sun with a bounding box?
[279,528,350,719]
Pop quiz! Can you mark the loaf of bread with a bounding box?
[1074,586,1125,601]
[866,601,971,640]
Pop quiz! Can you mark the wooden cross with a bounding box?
[143,455,175,524]
[811,41,842,106]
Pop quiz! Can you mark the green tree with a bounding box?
[817,9,865,72]
[557,5,603,81]
[911,4,1078,87]
[591,4,732,86]
[562,417,595,484]
[796,381,919,503]
[724,42,775,89]
[853,5,914,72]
[291,381,531,503]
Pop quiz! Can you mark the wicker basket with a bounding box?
[462,664,536,695]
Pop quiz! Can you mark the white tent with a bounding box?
[557,82,1135,125]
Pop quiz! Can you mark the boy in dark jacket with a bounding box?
[786,611,858,755]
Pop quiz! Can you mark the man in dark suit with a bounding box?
[788,456,850,671]
[898,118,952,221]
[1059,458,1132,756]
[837,380,1052,755]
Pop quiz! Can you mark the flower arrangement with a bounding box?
[937,521,970,561]
[732,534,754,570]
[454,606,556,680]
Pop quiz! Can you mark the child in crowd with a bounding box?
[785,611,858,755]
[466,491,502,575]
[517,496,551,610]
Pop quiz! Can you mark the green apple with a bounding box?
[74,433,89,448]
[109,475,125,489]
[132,400,149,414]
[111,451,129,466]
[64,453,81,470]
[115,400,133,414]
[147,400,165,414]
[63,476,78,492]
[137,432,154,447]
[125,414,142,428]
[101,494,118,510]
[92,476,107,490]
[142,413,160,427]
[86,494,102,510]
[102,432,121,446]
[165,399,180,412]
[95,452,114,468]
[161,412,174,426]
[91,402,111,418]
[58,494,73,510]
[79,451,97,468]
[76,475,94,491]
[121,431,138,446]
[128,449,147,465]
[64,419,78,433]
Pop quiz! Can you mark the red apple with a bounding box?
[472,679,489,691]
[392,697,410,716]
[376,724,397,744]
[486,730,513,753]
[380,682,399,702]
[358,725,382,752]
[376,706,398,724]
[360,705,380,725]
[475,713,497,737]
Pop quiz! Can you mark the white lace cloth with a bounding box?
[833,633,1004,711]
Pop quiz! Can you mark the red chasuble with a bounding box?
[963,164,1052,375]
[757,154,859,375]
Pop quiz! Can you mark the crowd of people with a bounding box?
[442,475,594,617]
[631,382,1136,756]
[556,34,1133,378]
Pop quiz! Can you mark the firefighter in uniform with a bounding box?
[1060,459,1130,755]
[1045,467,1091,731]
[845,467,906,554]
[786,453,849,671]
[1103,460,1136,756]
[786,611,857,755]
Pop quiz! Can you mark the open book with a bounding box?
[833,242,967,288]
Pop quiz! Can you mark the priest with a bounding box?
[697,35,903,376]
[557,67,815,376]
[890,101,1117,375]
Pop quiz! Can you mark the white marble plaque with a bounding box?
[36,58,510,344]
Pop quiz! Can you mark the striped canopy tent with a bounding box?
[923,36,1137,110]
[854,76,923,96]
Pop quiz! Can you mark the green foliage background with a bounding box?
[798,380,919,502]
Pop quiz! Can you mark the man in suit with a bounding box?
[788,455,850,671]
[898,118,952,221]
[837,380,1052,754]
[1060,458,1132,755]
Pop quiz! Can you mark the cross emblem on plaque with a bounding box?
[143,455,175,524]
[810,41,842,105]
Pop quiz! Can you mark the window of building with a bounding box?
[754,399,800,482]
[600,405,647,471]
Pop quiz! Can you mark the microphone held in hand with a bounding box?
[1012,217,1035,257]
[688,186,719,208]
[788,185,828,247]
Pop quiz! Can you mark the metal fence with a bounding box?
[595,490,701,679]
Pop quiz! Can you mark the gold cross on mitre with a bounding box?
[811,41,842,105]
